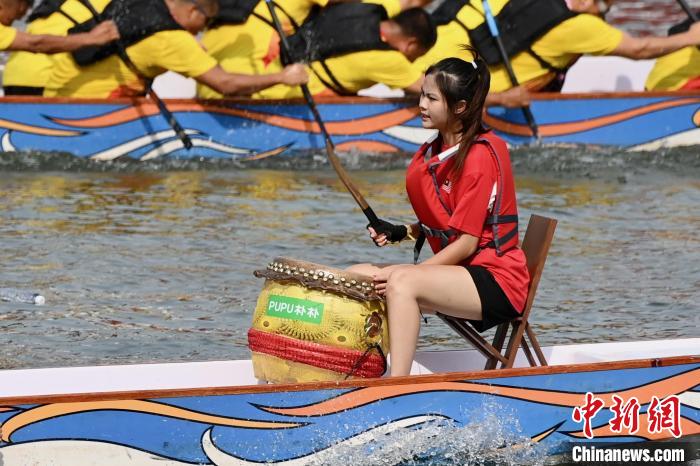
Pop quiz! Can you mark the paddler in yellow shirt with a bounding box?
[253,6,436,99]
[646,14,700,91]
[0,0,118,95]
[43,0,308,98]
[646,48,700,91]
[196,0,432,99]
[414,0,700,93]
[197,0,326,99]
[3,0,113,95]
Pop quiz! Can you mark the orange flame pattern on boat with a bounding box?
[485,98,700,137]
[692,108,700,127]
[259,369,700,417]
[335,140,400,152]
[0,119,81,137]
[48,104,421,136]
[0,400,301,442]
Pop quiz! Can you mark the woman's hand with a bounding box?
[367,219,408,247]
[372,264,407,296]
[372,266,391,295]
[368,226,389,247]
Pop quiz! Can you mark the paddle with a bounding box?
[263,0,382,229]
[481,0,540,141]
[76,0,193,150]
[677,0,699,22]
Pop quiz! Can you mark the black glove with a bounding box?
[367,219,408,245]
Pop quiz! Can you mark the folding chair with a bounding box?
[438,214,557,370]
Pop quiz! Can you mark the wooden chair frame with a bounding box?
[439,214,558,370]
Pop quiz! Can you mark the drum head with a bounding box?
[254,257,381,302]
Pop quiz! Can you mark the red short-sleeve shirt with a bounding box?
[406,134,530,312]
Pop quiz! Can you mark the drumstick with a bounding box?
[264,0,381,229]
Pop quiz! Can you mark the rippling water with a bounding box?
[0,146,699,370]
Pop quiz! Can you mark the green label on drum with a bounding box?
[266,295,324,324]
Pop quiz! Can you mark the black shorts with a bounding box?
[465,265,520,332]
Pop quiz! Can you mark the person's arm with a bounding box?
[420,233,479,266]
[6,20,119,53]
[485,85,531,108]
[403,77,423,94]
[612,24,700,59]
[195,63,308,96]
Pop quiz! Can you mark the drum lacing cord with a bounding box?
[344,343,387,380]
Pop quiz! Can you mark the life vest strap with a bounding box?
[413,134,519,262]
[413,224,459,264]
[484,226,518,251]
[314,61,355,96]
[485,214,518,225]
[420,224,459,245]
[69,0,183,67]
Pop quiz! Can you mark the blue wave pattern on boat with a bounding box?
[0,100,422,160]
[1,93,700,160]
[486,95,700,148]
[0,362,697,464]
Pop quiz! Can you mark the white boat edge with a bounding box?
[0,338,697,399]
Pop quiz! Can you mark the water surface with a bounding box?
[0,146,698,369]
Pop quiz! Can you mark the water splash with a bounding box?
[510,144,700,179]
[1,144,699,175]
[301,402,550,466]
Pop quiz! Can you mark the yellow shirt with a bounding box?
[254,49,421,99]
[646,46,700,91]
[3,0,111,88]
[44,30,217,98]
[198,0,327,99]
[412,0,508,74]
[413,4,623,92]
[0,23,18,51]
[488,14,624,92]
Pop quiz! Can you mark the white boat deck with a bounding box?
[411,338,698,374]
[0,338,697,399]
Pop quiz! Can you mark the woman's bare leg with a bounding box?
[347,263,404,276]
[385,265,482,376]
[346,263,383,276]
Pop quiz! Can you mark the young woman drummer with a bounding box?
[350,50,530,377]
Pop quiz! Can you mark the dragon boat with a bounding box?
[1,90,699,161]
[0,338,698,464]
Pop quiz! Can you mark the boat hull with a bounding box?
[1,91,700,161]
[0,352,698,464]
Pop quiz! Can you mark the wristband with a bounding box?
[405,225,417,242]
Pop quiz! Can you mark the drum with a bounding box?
[248,257,389,384]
